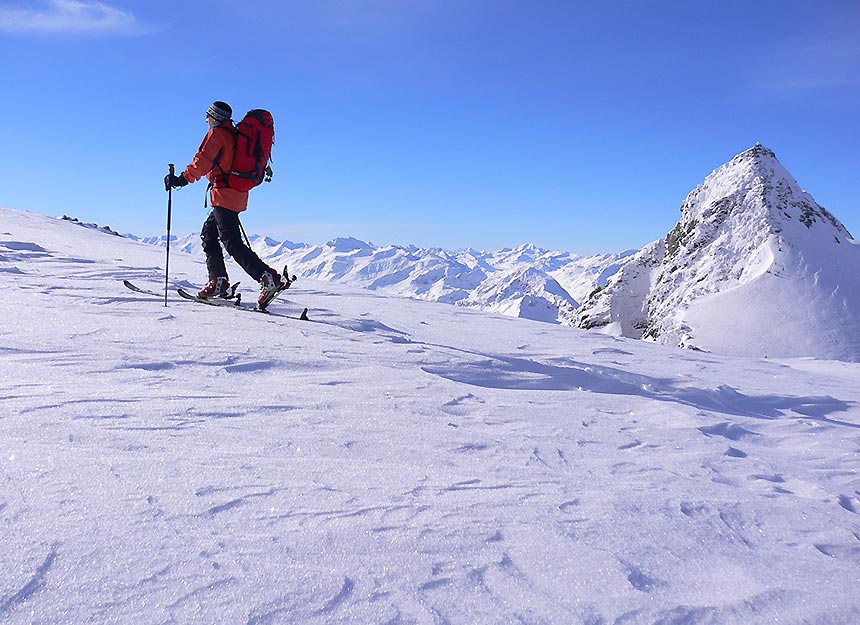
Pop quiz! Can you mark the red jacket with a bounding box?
[182,124,249,213]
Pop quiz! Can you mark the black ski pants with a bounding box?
[201,206,270,282]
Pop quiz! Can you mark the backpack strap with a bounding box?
[209,125,238,190]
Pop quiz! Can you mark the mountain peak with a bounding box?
[325,237,372,253]
[720,143,787,185]
[738,142,776,161]
[576,145,860,360]
[677,145,851,245]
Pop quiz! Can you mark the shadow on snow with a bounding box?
[422,353,856,426]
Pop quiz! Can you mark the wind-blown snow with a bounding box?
[2,206,860,624]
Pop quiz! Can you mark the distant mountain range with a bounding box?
[127,231,633,325]
[104,144,860,360]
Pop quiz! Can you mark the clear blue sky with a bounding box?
[2,1,858,254]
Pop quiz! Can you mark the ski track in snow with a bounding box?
[2,208,860,624]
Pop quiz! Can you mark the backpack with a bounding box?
[224,109,274,192]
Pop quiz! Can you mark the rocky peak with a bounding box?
[666,145,850,262]
[575,144,860,359]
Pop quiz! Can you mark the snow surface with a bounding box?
[2,207,860,624]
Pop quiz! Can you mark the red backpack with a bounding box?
[225,109,274,192]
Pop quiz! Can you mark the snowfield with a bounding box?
[2,207,860,624]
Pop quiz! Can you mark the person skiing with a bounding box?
[164,100,285,307]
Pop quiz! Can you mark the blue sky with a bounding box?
[1,1,858,254]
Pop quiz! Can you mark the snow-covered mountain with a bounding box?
[3,206,860,624]
[459,266,578,324]
[575,145,860,361]
[259,240,614,324]
[138,232,632,325]
[126,232,201,255]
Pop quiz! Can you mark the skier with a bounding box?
[164,101,285,307]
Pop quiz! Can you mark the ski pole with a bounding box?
[164,163,174,307]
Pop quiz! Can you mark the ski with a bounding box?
[177,288,242,307]
[127,265,307,320]
[176,287,309,320]
[125,279,240,300]
[123,280,163,297]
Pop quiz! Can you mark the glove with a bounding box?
[164,173,188,191]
